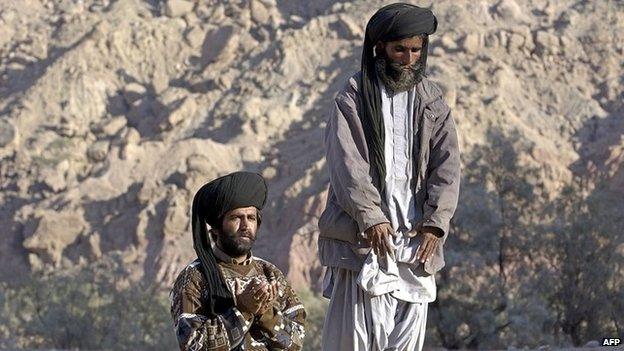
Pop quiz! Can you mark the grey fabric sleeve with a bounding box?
[325,85,389,233]
[420,98,461,236]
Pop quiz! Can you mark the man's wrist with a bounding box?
[422,226,444,237]
[236,307,255,322]
[361,221,390,240]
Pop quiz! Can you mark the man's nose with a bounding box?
[239,217,250,230]
[401,53,411,65]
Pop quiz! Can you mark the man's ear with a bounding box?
[375,41,385,57]
[256,209,262,227]
[209,228,219,242]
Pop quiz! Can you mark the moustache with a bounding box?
[238,231,255,240]
[388,61,421,73]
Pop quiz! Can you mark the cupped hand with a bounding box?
[234,278,269,316]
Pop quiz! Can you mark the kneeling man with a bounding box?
[170,171,306,351]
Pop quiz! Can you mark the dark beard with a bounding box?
[375,55,424,93]
[216,229,255,257]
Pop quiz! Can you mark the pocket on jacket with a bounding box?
[318,198,359,244]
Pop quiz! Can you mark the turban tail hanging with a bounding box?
[360,3,437,195]
[191,171,267,317]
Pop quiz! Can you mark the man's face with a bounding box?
[379,35,424,68]
[214,206,258,258]
[375,35,425,92]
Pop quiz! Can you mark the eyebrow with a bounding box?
[396,45,422,50]
[230,213,257,218]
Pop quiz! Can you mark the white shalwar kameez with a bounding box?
[321,84,436,351]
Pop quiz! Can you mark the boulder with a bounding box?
[507,32,525,51]
[40,160,70,192]
[262,166,277,180]
[163,192,189,238]
[89,233,102,258]
[440,34,458,50]
[160,96,197,130]
[101,116,127,136]
[250,0,270,25]
[201,25,239,66]
[185,26,205,48]
[493,0,525,22]
[461,33,481,54]
[152,71,170,94]
[122,127,141,145]
[167,97,197,127]
[23,210,87,266]
[535,30,560,55]
[164,0,194,18]
[87,140,110,162]
[123,82,147,105]
[120,143,140,160]
[187,154,213,174]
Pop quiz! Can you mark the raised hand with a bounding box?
[256,276,279,315]
[234,278,269,316]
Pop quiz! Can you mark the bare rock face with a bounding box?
[201,25,239,66]
[23,210,87,266]
[0,1,623,320]
[0,119,16,148]
[534,30,560,56]
[163,191,189,239]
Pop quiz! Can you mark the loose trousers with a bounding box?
[321,267,428,351]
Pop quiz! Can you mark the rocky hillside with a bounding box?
[1,0,622,298]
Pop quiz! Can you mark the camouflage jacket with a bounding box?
[170,250,306,351]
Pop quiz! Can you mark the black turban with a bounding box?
[360,3,437,195]
[191,171,267,316]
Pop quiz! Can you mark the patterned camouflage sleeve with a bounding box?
[250,262,306,350]
[170,264,254,351]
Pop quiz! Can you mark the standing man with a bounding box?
[318,3,460,350]
[170,172,306,351]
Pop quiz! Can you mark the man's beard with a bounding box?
[375,55,424,93]
[217,228,256,258]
